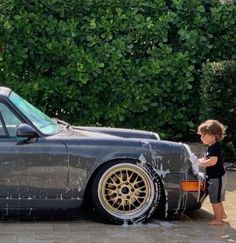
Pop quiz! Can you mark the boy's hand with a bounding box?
[198,172,206,180]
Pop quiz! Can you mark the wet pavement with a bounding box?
[0,171,235,243]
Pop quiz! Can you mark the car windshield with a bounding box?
[9,92,61,135]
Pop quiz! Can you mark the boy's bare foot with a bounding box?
[207,219,224,226]
[222,214,227,219]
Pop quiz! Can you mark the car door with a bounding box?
[0,101,69,209]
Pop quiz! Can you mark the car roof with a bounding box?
[0,87,12,97]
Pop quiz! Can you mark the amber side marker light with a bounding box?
[181,181,206,192]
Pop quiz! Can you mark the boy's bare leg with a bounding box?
[219,202,227,219]
[208,203,224,225]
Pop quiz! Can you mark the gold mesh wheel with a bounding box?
[98,163,155,220]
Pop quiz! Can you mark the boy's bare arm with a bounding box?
[199,156,218,167]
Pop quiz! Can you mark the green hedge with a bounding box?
[200,61,236,162]
[0,0,236,139]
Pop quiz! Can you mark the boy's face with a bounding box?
[200,133,216,145]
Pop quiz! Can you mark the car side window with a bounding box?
[0,102,22,137]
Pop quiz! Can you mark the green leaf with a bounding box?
[90,19,97,29]
[14,15,23,20]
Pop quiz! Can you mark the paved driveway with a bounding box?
[0,171,235,243]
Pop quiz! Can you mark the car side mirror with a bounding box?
[16,123,39,138]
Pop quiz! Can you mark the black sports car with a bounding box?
[0,86,206,224]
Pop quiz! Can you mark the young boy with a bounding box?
[197,119,227,226]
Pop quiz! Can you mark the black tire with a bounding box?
[90,160,162,224]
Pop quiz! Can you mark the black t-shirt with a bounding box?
[206,142,225,179]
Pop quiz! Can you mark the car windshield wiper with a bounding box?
[53,118,71,128]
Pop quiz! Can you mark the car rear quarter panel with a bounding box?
[64,138,186,204]
[63,136,204,215]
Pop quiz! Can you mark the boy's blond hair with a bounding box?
[197,119,226,142]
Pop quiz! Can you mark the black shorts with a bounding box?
[208,174,227,203]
